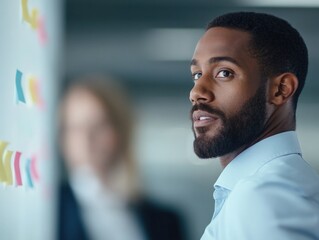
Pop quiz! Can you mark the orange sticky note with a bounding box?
[28,76,45,108]
[0,141,9,182]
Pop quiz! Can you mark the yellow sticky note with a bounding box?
[21,0,30,22]
[28,76,38,104]
[4,151,13,185]
[0,141,9,182]
[21,0,39,29]
[30,8,39,29]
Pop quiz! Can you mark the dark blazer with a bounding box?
[58,183,187,240]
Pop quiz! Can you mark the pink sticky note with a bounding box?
[14,152,23,186]
[31,155,40,181]
[37,16,47,45]
[35,79,45,109]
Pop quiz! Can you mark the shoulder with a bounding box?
[218,176,319,239]
[225,154,319,219]
[233,153,319,199]
[133,198,187,240]
[58,182,89,240]
[134,198,183,224]
[59,181,78,205]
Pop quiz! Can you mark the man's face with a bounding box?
[190,27,267,158]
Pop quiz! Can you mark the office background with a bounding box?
[0,1,318,240]
[63,1,319,239]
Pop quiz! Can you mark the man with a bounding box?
[189,12,319,239]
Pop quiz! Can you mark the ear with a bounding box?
[268,73,299,106]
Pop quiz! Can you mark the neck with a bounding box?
[97,162,138,201]
[219,106,296,168]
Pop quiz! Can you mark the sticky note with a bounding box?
[25,159,33,188]
[27,76,45,108]
[29,8,39,29]
[31,155,39,181]
[14,152,23,186]
[28,76,38,104]
[37,16,47,45]
[0,141,9,182]
[4,151,13,185]
[36,80,45,109]
[21,0,39,29]
[16,70,26,103]
[21,0,30,22]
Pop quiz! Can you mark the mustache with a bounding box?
[190,103,226,122]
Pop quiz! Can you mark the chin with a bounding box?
[193,129,227,159]
[194,125,221,139]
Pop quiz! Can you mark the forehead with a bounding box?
[192,27,253,65]
[63,88,107,123]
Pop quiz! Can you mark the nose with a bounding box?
[189,75,215,104]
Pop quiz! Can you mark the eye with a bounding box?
[192,72,202,81]
[216,70,233,79]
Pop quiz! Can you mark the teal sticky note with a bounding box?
[16,70,26,103]
[25,158,33,188]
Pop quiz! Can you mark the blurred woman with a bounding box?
[57,76,186,240]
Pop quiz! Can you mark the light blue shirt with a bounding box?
[201,131,319,240]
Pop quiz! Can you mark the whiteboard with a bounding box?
[0,1,61,239]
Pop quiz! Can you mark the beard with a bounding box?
[191,84,267,159]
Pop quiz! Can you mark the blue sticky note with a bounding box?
[25,159,34,188]
[16,70,26,103]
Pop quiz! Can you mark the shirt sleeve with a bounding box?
[222,178,319,240]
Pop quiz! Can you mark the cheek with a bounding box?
[92,127,120,165]
[215,91,242,116]
[63,132,90,167]
[97,130,118,154]
[215,83,256,116]
[62,125,120,171]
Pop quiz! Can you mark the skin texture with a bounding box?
[61,87,119,182]
[190,27,299,167]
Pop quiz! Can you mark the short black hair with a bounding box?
[207,12,308,111]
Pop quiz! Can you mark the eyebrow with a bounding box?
[190,56,241,67]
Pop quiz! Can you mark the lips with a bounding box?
[192,110,219,128]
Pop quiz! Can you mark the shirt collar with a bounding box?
[214,131,302,191]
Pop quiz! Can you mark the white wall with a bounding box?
[0,1,62,239]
